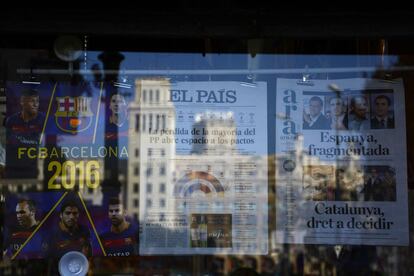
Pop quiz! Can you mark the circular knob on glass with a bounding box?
[58,251,89,276]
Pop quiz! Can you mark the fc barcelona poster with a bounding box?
[2,81,137,260]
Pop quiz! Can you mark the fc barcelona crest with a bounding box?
[55,96,93,134]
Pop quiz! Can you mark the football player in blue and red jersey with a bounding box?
[100,197,138,256]
[3,199,41,259]
[5,88,45,178]
[42,199,91,258]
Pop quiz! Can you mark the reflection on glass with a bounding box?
[0,50,412,275]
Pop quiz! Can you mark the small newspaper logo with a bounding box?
[55,96,93,134]
[283,159,296,172]
[282,89,298,136]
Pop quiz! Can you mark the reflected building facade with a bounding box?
[127,78,175,220]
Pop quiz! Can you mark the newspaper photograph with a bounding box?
[275,78,408,245]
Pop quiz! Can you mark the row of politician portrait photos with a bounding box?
[303,165,396,202]
[303,92,395,130]
[3,194,139,260]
